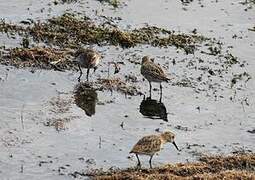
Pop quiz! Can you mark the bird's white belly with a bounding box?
[145,74,164,83]
[94,58,100,67]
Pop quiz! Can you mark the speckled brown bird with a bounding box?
[74,48,101,82]
[130,131,179,168]
[141,56,170,98]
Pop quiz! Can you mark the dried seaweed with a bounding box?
[1,47,75,70]
[81,153,255,179]
[0,13,207,53]
[97,78,142,96]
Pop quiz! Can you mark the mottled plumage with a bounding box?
[130,135,162,156]
[141,56,170,99]
[74,48,101,82]
[141,56,169,83]
[130,131,179,168]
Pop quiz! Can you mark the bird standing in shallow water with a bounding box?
[130,131,179,168]
[74,48,101,82]
[141,56,170,100]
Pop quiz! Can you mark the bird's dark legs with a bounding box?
[107,63,110,78]
[149,81,152,98]
[86,68,90,82]
[160,83,162,94]
[78,64,82,82]
[135,154,141,168]
[149,155,154,168]
[159,83,162,102]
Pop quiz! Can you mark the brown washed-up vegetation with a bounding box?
[0,13,206,51]
[53,0,121,7]
[96,0,121,8]
[240,0,255,5]
[74,80,142,97]
[240,0,255,11]
[78,153,255,179]
[53,0,79,4]
[96,78,142,96]
[0,47,75,70]
[0,13,208,74]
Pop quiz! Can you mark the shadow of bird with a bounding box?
[74,82,98,117]
[139,96,168,122]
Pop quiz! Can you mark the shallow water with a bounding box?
[0,0,255,179]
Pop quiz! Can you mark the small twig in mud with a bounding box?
[99,136,102,149]
[231,90,237,102]
[241,101,245,112]
[20,105,25,130]
[107,62,121,78]
[120,122,124,129]
[244,97,249,106]
[241,97,249,112]
[247,129,255,134]
[196,106,200,113]
[20,164,23,173]
[4,70,8,81]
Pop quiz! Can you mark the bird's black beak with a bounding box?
[172,141,180,151]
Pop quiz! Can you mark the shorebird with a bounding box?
[141,56,170,98]
[74,48,101,82]
[130,131,179,168]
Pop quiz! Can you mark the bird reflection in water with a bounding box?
[139,96,168,122]
[74,82,98,117]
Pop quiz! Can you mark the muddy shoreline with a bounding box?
[0,0,254,179]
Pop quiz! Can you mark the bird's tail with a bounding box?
[165,77,173,82]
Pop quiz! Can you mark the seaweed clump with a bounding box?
[0,13,207,53]
[97,0,121,8]
[0,47,75,71]
[240,0,255,11]
[53,0,79,5]
[82,153,255,179]
[97,78,142,96]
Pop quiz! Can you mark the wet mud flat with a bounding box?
[0,11,252,98]
[0,0,255,179]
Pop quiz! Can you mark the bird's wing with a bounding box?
[141,62,169,81]
[130,135,161,154]
[84,50,100,66]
